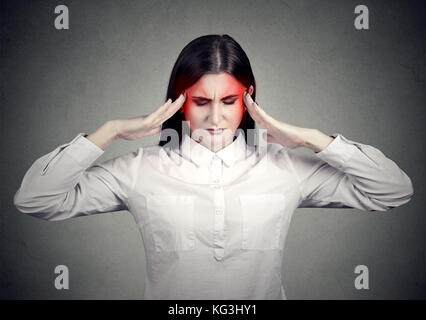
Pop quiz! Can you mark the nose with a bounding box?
[209,102,222,126]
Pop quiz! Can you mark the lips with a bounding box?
[206,128,225,134]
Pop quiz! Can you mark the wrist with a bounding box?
[108,120,122,140]
[303,129,334,153]
[86,121,119,150]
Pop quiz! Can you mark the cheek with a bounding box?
[184,104,203,124]
[230,102,245,122]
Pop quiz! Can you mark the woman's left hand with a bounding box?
[243,87,313,149]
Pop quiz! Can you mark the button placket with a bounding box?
[211,157,225,261]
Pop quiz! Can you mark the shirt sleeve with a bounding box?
[286,133,414,212]
[13,133,142,221]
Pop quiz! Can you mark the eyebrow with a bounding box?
[191,94,239,101]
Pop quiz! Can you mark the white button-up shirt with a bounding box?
[13,130,414,299]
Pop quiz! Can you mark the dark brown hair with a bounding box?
[159,34,257,147]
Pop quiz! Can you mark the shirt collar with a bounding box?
[178,130,248,167]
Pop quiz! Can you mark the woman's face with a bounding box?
[180,72,253,152]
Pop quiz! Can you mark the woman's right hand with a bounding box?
[115,93,186,141]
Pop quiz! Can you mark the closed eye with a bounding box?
[194,100,237,106]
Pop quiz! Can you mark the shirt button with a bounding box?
[215,208,223,215]
[214,255,223,261]
[213,178,220,184]
[213,184,221,189]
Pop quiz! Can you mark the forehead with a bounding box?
[188,73,245,96]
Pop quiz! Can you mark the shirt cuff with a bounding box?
[63,132,105,168]
[314,133,357,169]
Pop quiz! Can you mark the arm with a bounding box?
[288,131,414,211]
[13,94,187,221]
[13,121,139,221]
[13,94,186,220]
[86,120,119,150]
[242,89,414,212]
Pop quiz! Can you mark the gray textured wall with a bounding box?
[1,0,425,299]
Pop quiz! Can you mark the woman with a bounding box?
[14,34,414,299]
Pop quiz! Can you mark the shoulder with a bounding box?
[95,147,144,171]
[265,143,325,174]
[119,144,166,166]
[92,144,166,180]
[116,144,164,160]
[264,143,292,168]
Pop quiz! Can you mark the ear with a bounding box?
[243,85,254,111]
[248,85,254,96]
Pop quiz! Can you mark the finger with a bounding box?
[244,92,275,124]
[163,98,173,108]
[154,93,186,124]
[162,92,186,118]
[245,91,263,112]
[170,92,187,110]
[243,91,258,112]
[152,98,173,117]
[152,93,184,117]
[243,92,262,122]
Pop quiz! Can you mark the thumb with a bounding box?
[262,131,278,144]
[147,126,162,136]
